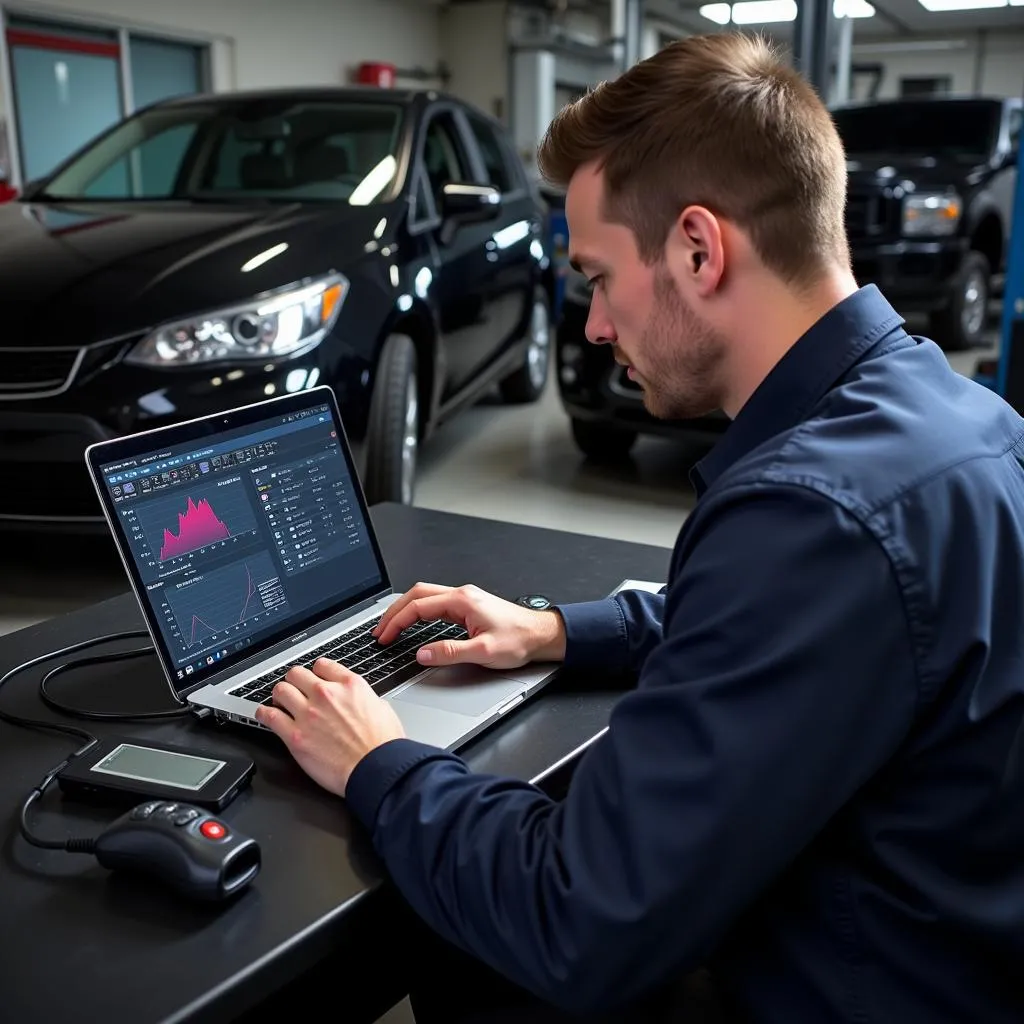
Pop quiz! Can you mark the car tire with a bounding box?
[499,287,552,404]
[929,251,991,352]
[571,418,637,461]
[363,333,419,506]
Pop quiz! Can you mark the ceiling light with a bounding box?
[699,3,732,23]
[835,0,876,15]
[917,0,1006,9]
[730,0,797,22]
[701,0,874,22]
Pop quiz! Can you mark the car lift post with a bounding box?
[993,123,1024,410]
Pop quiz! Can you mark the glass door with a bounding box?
[6,18,124,183]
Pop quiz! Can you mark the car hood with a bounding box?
[0,200,392,347]
[845,152,986,191]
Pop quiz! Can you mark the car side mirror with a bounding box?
[440,183,501,227]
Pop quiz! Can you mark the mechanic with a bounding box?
[255,33,1024,1024]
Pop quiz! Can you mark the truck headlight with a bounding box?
[902,191,961,238]
[126,273,349,368]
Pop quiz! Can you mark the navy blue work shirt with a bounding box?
[348,285,1024,1022]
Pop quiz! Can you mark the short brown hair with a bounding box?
[538,33,850,286]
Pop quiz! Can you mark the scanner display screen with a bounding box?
[90,743,225,791]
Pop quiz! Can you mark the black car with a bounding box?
[835,96,1020,351]
[0,87,553,528]
[556,95,1021,459]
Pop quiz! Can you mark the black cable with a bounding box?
[0,629,190,852]
[39,648,191,721]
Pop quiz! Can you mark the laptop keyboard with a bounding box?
[227,615,469,706]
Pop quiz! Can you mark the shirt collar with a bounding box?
[691,285,906,497]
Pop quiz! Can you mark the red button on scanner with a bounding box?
[199,820,227,840]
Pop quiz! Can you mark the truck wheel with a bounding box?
[363,334,419,506]
[571,418,637,461]
[929,251,991,352]
[500,288,552,404]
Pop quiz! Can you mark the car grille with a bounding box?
[0,338,132,400]
[0,347,82,396]
[845,192,900,243]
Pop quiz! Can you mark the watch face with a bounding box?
[517,594,551,610]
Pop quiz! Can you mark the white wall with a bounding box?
[0,0,442,103]
[440,0,508,120]
[850,31,1024,100]
[0,0,441,182]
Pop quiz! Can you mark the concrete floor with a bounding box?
[0,327,996,640]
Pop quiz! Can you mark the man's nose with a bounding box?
[585,297,615,346]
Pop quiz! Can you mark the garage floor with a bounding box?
[0,333,996,640]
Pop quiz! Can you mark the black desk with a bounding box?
[0,504,671,1023]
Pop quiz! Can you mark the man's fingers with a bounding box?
[376,593,467,645]
[270,679,307,716]
[374,583,451,638]
[255,703,292,736]
[282,665,322,698]
[311,657,360,684]
[418,634,493,667]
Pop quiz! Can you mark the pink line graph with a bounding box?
[160,497,231,561]
[187,564,258,647]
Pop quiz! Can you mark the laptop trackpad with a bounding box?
[393,665,523,718]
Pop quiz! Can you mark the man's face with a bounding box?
[565,164,725,420]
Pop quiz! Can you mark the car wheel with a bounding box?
[363,334,419,506]
[499,288,552,404]
[571,418,637,461]
[929,251,991,352]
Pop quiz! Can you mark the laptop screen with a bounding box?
[89,388,387,696]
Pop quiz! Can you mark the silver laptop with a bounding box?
[85,385,558,751]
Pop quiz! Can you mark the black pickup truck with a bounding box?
[554,94,1021,460]
[832,96,1021,350]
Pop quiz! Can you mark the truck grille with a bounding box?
[0,347,82,395]
[845,192,900,243]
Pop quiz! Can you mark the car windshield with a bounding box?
[832,101,1000,160]
[40,98,405,204]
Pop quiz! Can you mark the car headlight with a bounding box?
[126,273,349,368]
[902,191,961,238]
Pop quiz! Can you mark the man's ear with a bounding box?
[664,205,724,297]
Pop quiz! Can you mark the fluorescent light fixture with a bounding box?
[701,0,873,22]
[731,0,796,22]
[699,3,732,22]
[834,0,875,15]
[917,0,1006,9]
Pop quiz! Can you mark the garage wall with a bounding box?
[851,31,1024,100]
[0,0,442,108]
[0,0,442,183]
[441,0,508,120]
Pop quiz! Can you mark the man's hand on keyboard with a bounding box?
[372,583,567,669]
[255,659,405,797]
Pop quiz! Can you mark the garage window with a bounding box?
[1,14,208,185]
